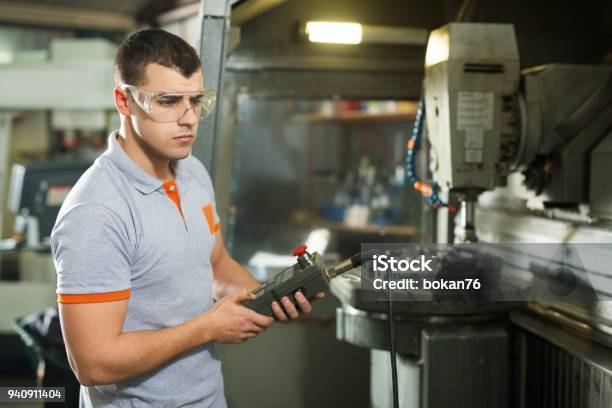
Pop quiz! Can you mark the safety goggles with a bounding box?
[120,84,216,122]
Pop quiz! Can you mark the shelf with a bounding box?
[320,220,418,236]
[293,213,418,236]
[292,108,417,124]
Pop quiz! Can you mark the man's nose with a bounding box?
[178,105,199,126]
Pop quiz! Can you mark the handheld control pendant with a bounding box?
[244,245,361,317]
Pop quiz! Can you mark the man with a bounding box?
[51,28,322,407]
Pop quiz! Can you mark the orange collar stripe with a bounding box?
[163,180,186,224]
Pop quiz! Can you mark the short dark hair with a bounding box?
[114,28,201,86]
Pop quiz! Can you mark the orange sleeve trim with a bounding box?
[202,203,222,234]
[57,289,131,304]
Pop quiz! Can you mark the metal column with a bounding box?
[194,0,240,176]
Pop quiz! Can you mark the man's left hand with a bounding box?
[271,291,325,322]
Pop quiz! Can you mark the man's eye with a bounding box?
[157,97,180,106]
[190,96,204,104]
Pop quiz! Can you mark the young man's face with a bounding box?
[128,63,204,161]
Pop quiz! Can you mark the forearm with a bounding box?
[82,314,211,385]
[212,255,259,299]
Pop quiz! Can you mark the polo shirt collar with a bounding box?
[106,131,190,195]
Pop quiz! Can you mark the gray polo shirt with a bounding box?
[51,131,226,408]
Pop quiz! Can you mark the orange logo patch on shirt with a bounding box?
[202,203,221,234]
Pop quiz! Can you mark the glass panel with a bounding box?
[229,96,429,279]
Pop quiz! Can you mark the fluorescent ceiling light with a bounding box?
[303,21,428,47]
[305,21,362,45]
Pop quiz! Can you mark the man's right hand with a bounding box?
[201,291,274,344]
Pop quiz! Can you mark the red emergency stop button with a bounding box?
[293,245,308,257]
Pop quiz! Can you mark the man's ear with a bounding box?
[114,87,131,116]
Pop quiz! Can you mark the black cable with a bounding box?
[342,251,399,407]
[388,264,399,408]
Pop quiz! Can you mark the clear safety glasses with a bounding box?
[120,84,216,123]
